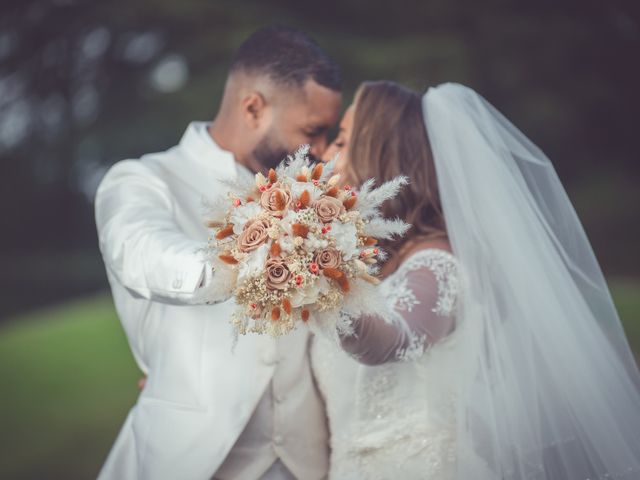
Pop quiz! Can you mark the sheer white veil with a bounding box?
[422,83,640,479]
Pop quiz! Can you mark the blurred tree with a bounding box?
[0,0,638,317]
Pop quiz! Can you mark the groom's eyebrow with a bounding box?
[305,124,329,135]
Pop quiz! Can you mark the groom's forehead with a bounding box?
[284,79,341,124]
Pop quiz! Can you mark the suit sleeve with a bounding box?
[95,159,218,305]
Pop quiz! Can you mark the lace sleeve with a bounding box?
[339,249,458,365]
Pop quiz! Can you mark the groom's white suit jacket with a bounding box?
[94,123,329,480]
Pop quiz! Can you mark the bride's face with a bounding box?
[322,104,354,174]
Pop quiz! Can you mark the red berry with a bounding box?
[233,198,241,207]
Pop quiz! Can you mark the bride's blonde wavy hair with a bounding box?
[344,81,447,259]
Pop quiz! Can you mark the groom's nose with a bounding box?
[309,138,328,160]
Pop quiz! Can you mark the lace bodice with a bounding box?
[311,248,471,480]
[339,247,459,365]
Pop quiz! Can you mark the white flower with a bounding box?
[290,181,323,203]
[255,172,267,187]
[279,235,295,253]
[290,276,330,308]
[237,243,269,283]
[327,173,341,187]
[267,226,280,239]
[304,233,329,251]
[230,202,263,234]
[329,221,358,260]
[279,210,298,236]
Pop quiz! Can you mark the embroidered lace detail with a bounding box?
[396,332,428,361]
[382,248,459,362]
[331,413,457,480]
[385,275,420,318]
[395,248,459,317]
[336,309,358,337]
[356,364,398,421]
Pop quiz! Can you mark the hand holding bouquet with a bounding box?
[203,146,409,337]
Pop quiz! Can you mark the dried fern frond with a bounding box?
[358,176,409,218]
[363,217,411,240]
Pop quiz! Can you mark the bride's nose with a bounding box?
[322,142,339,163]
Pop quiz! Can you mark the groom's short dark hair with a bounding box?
[229,26,342,92]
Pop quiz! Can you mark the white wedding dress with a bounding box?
[311,83,640,479]
[311,248,494,479]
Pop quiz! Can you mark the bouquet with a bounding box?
[203,146,409,338]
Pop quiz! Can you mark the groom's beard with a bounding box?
[251,134,289,172]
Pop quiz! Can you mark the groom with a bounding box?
[95,26,342,480]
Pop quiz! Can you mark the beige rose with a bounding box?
[313,248,342,270]
[237,218,270,252]
[314,195,345,224]
[265,257,292,290]
[260,182,292,215]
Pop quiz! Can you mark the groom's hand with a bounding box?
[138,376,147,390]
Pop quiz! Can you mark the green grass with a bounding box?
[0,279,638,480]
[0,295,141,480]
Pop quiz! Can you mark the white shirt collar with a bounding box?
[179,121,240,179]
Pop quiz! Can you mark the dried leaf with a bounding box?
[343,196,357,210]
[292,223,309,238]
[218,253,238,265]
[299,190,311,208]
[270,241,281,257]
[274,191,286,210]
[271,306,281,321]
[337,276,350,293]
[268,168,278,183]
[215,224,234,240]
[360,273,380,285]
[311,163,323,180]
[327,174,341,187]
[282,298,292,315]
[255,172,267,187]
[325,186,339,198]
[322,267,343,279]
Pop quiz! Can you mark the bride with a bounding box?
[311,81,640,479]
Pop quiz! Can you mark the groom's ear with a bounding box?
[241,91,267,129]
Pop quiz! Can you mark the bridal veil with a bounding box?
[422,83,640,479]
